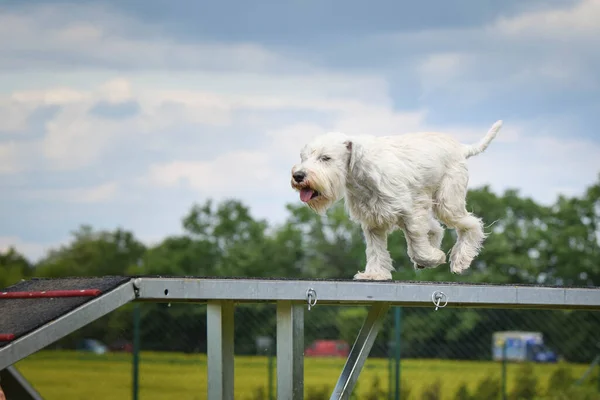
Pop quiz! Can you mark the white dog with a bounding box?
[290,121,502,280]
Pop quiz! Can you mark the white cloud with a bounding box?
[148,151,276,195]
[0,3,305,73]
[0,79,137,171]
[0,69,392,173]
[0,101,32,133]
[98,78,134,103]
[467,134,600,204]
[259,108,429,163]
[494,0,600,39]
[0,142,21,173]
[266,123,328,161]
[330,107,427,137]
[71,182,119,203]
[0,140,40,174]
[418,52,465,96]
[369,0,600,100]
[11,87,90,105]
[139,89,233,128]
[26,182,119,204]
[0,1,392,175]
[42,104,118,170]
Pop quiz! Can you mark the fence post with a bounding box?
[597,360,600,393]
[268,346,274,400]
[388,352,393,400]
[394,307,401,400]
[501,341,507,400]
[132,303,141,400]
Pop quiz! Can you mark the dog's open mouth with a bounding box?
[300,188,321,203]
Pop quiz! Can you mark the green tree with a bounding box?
[134,235,219,276]
[180,199,275,277]
[542,177,600,286]
[280,202,366,279]
[336,307,368,345]
[0,247,34,288]
[35,225,146,277]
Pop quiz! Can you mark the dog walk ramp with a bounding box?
[2,276,600,400]
[0,276,135,371]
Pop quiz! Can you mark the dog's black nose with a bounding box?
[293,171,306,183]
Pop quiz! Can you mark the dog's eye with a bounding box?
[320,155,331,162]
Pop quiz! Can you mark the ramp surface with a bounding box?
[0,277,134,370]
[0,276,130,349]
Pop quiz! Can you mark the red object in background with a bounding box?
[305,340,350,357]
[0,334,15,342]
[0,289,101,299]
[109,339,133,353]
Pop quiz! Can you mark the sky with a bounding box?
[1,0,599,261]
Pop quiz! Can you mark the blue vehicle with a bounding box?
[492,331,558,363]
[76,338,108,355]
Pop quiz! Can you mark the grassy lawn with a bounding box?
[13,350,593,399]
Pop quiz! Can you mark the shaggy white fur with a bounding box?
[290,120,503,280]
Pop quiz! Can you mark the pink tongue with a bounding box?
[300,188,314,202]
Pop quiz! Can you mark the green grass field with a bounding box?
[12,350,594,399]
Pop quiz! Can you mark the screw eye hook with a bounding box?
[306,288,318,311]
[432,291,448,311]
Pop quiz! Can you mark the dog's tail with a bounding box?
[463,120,503,158]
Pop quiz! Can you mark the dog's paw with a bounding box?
[449,249,474,274]
[410,260,425,270]
[433,249,447,265]
[412,249,446,269]
[449,253,471,273]
[353,271,393,281]
[450,264,467,274]
[450,260,471,274]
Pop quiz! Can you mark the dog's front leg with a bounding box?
[354,225,394,281]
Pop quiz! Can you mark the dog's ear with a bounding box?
[344,140,358,172]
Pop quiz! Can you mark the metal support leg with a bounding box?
[330,303,391,400]
[207,300,235,400]
[0,366,44,400]
[276,301,304,400]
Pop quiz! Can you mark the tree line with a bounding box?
[2,175,600,362]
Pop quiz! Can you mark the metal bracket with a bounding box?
[0,366,44,400]
[432,291,448,311]
[133,278,142,298]
[306,288,317,311]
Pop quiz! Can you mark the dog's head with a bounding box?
[290,132,353,214]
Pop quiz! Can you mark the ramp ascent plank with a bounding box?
[0,276,134,370]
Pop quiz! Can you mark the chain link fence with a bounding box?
[11,301,600,399]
